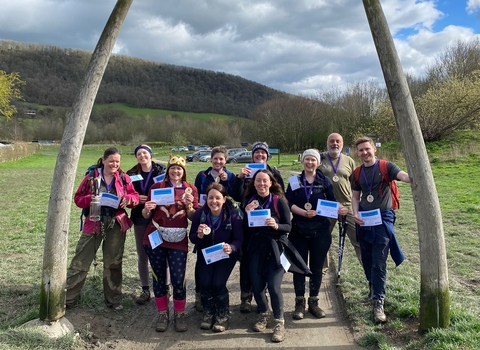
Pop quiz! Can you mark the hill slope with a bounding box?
[0,40,287,118]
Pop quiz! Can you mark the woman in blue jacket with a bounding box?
[189,183,243,332]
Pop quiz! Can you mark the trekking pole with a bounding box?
[337,215,347,279]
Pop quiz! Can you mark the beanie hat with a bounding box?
[134,144,152,156]
[302,149,321,164]
[166,155,187,181]
[251,142,270,159]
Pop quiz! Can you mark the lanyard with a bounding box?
[139,168,153,194]
[302,175,315,203]
[327,153,341,174]
[361,160,378,193]
[101,171,115,192]
[206,209,223,232]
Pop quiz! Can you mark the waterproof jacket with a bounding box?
[75,168,139,234]
[194,166,236,196]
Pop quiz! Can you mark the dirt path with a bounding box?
[68,251,360,349]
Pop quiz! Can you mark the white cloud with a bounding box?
[467,0,480,14]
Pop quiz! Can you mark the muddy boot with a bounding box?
[373,299,387,324]
[240,291,252,313]
[271,318,285,343]
[308,296,326,318]
[200,295,215,330]
[292,296,305,320]
[252,312,271,332]
[212,293,230,332]
[155,310,169,332]
[195,292,203,312]
[174,311,188,332]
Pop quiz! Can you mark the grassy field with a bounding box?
[0,142,479,349]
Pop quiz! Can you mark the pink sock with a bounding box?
[173,298,186,312]
[155,295,168,312]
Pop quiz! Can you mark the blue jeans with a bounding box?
[357,224,390,301]
[249,249,285,319]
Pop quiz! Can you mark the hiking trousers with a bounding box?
[66,222,125,306]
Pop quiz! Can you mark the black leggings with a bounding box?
[197,250,238,298]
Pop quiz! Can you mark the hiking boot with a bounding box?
[308,297,326,318]
[195,292,203,312]
[271,318,285,343]
[292,296,305,320]
[155,310,169,332]
[105,300,123,311]
[134,289,151,305]
[212,315,230,332]
[212,293,230,332]
[240,292,252,313]
[373,299,387,324]
[174,311,188,332]
[200,295,215,330]
[252,312,271,332]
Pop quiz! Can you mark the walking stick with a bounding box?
[337,215,347,279]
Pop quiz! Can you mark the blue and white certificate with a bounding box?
[148,230,163,249]
[202,242,229,264]
[129,174,143,182]
[359,209,382,226]
[153,173,166,183]
[199,193,207,206]
[316,199,339,219]
[288,175,300,191]
[100,193,121,208]
[245,163,267,178]
[247,209,271,227]
[151,187,175,205]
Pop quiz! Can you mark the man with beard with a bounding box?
[319,133,362,271]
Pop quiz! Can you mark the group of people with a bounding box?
[65,134,410,342]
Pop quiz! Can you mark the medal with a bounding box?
[215,176,220,183]
[203,227,211,235]
[251,200,259,208]
[304,203,312,210]
[332,175,339,182]
[327,154,342,184]
[367,194,374,203]
[185,187,192,194]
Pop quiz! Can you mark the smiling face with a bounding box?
[135,148,152,167]
[102,153,121,175]
[206,188,226,216]
[302,155,318,173]
[168,165,184,183]
[254,171,272,197]
[211,151,226,170]
[327,133,343,158]
[253,149,268,163]
[356,141,377,166]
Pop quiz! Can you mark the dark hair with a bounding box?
[95,147,124,173]
[205,182,228,198]
[210,146,228,158]
[243,169,286,201]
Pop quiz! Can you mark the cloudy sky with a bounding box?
[0,0,479,95]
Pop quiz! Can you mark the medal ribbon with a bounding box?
[101,170,116,192]
[168,180,186,189]
[139,167,153,194]
[206,208,223,232]
[249,194,272,209]
[327,154,341,175]
[302,174,315,204]
[361,160,378,194]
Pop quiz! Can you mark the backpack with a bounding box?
[353,159,400,210]
[79,165,127,230]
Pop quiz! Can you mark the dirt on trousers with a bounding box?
[67,250,361,350]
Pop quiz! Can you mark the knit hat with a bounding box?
[166,155,187,181]
[134,144,152,156]
[302,149,321,164]
[251,141,270,159]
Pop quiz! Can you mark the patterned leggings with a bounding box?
[144,245,187,300]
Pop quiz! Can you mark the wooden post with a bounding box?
[39,0,133,321]
[362,0,450,331]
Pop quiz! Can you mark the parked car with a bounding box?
[227,148,247,156]
[187,145,197,151]
[198,145,211,151]
[226,151,252,163]
[171,146,188,152]
[186,150,211,162]
[199,155,211,162]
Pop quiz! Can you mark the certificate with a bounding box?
[129,174,143,182]
[153,173,166,183]
[247,209,271,227]
[148,230,163,249]
[199,193,207,206]
[288,175,300,191]
[280,252,291,272]
[359,209,383,226]
[100,193,121,208]
[316,199,339,219]
[245,163,267,178]
[202,242,229,264]
[151,188,175,205]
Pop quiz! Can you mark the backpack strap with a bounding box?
[377,159,389,199]
[272,195,280,218]
[353,165,361,188]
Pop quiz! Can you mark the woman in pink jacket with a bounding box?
[66,147,139,311]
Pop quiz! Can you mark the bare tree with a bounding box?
[362,0,450,332]
[39,0,133,322]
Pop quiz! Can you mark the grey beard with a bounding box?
[328,149,342,157]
